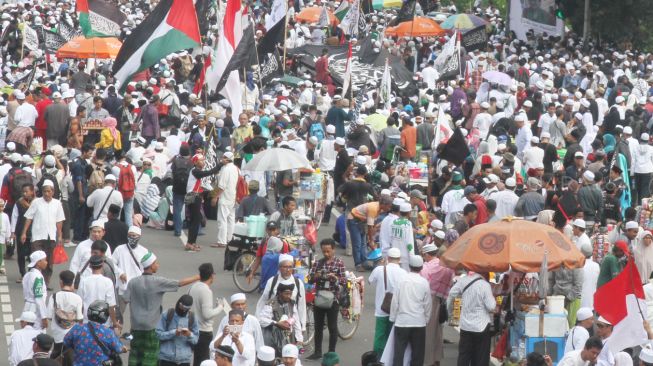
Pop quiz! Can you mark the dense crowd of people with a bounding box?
[5,0,653,365]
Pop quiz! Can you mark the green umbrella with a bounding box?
[364,113,388,131]
[278,75,304,87]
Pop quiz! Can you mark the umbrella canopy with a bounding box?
[56,36,122,59]
[372,0,402,9]
[482,71,512,86]
[385,17,445,37]
[440,13,488,30]
[242,148,312,171]
[365,113,388,131]
[441,218,585,273]
[296,6,338,24]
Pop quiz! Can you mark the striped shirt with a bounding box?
[447,274,496,333]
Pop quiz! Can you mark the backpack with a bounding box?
[36,168,61,200]
[164,308,195,330]
[88,162,105,193]
[117,164,136,199]
[236,170,249,204]
[309,121,325,142]
[172,156,192,195]
[11,169,32,202]
[267,274,302,300]
[53,292,78,329]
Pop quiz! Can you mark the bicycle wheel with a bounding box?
[302,305,315,353]
[337,308,359,340]
[232,252,260,293]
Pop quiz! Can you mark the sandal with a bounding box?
[185,244,197,252]
[15,277,22,283]
[210,243,226,248]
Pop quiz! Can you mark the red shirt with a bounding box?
[472,196,489,225]
[255,237,291,258]
[35,98,52,130]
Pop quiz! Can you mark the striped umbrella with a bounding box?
[440,13,488,30]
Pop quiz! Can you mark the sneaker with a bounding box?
[306,353,322,360]
[0,267,5,274]
[174,232,182,237]
[64,241,76,248]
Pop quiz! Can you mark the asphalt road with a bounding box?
[0,216,461,365]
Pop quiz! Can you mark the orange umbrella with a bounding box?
[441,218,585,273]
[384,16,445,37]
[56,36,122,59]
[295,6,338,24]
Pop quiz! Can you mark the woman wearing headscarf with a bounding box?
[96,117,122,155]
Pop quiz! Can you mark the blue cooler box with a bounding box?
[526,337,565,365]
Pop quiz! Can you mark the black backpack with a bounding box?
[11,169,32,202]
[267,274,302,300]
[171,156,192,195]
[36,168,61,199]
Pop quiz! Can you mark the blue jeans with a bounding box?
[123,198,133,227]
[173,193,185,235]
[347,219,367,266]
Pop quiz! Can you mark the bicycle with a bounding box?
[228,235,262,293]
[302,275,363,349]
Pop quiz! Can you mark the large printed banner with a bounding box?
[509,0,564,40]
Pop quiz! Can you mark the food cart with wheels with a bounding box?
[441,218,585,365]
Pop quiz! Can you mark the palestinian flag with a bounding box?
[334,0,350,21]
[113,0,201,93]
[76,0,126,38]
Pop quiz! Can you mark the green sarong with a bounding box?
[374,316,393,356]
[567,299,581,328]
[128,329,159,366]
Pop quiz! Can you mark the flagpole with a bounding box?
[282,9,289,73]
[20,24,25,60]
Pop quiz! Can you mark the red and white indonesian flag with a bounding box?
[205,0,247,117]
[594,259,649,353]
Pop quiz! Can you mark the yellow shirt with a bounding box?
[96,128,122,150]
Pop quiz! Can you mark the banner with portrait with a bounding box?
[509,0,564,40]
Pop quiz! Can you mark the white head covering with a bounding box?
[282,344,299,358]
[128,226,142,235]
[230,293,247,303]
[278,253,294,264]
[28,250,47,268]
[140,252,157,268]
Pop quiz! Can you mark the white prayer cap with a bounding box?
[576,307,593,321]
[435,230,446,240]
[431,219,443,230]
[334,137,346,146]
[90,219,106,229]
[140,251,157,268]
[409,255,424,268]
[18,311,37,323]
[400,203,412,212]
[582,170,595,182]
[258,346,276,362]
[128,226,141,235]
[282,344,299,358]
[422,244,438,254]
[42,179,54,188]
[625,221,639,230]
[392,198,404,206]
[387,248,401,258]
[278,253,294,264]
[199,361,217,366]
[230,293,247,303]
[104,174,117,182]
[572,219,586,229]
[640,348,653,363]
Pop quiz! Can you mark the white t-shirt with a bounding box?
[564,325,590,355]
[558,349,589,366]
[368,263,408,317]
[77,273,116,324]
[217,163,240,206]
[47,290,84,342]
[86,186,124,220]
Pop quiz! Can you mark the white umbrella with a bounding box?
[482,70,512,86]
[242,148,312,171]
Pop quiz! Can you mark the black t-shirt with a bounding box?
[104,218,129,252]
[333,149,350,182]
[338,180,375,210]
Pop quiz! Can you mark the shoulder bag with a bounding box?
[95,187,116,221]
[314,259,336,310]
[87,322,122,366]
[380,264,393,313]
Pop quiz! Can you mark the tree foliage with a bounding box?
[560,0,653,50]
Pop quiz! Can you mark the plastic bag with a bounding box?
[52,244,68,265]
[304,220,317,245]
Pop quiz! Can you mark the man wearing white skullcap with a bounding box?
[255,253,307,333]
[257,281,303,355]
[257,345,276,366]
[368,247,407,355]
[112,225,148,312]
[378,198,402,259]
[22,179,66,286]
[124,251,200,366]
[563,307,594,354]
[281,344,301,366]
[212,310,256,366]
[216,292,264,352]
[389,254,431,366]
[420,243,455,365]
[390,203,416,270]
[22,251,49,329]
